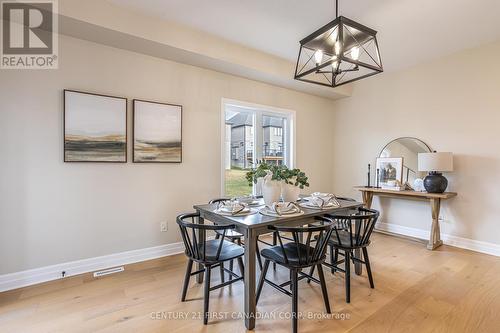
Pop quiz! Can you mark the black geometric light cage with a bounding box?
[294,16,383,88]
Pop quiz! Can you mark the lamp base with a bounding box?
[423,172,448,193]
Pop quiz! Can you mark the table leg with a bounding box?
[244,228,257,330]
[428,198,443,250]
[196,216,205,284]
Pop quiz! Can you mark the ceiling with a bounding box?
[108,0,500,72]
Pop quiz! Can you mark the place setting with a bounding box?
[300,192,341,210]
[213,198,260,216]
[259,201,304,217]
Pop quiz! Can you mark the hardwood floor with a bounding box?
[1,233,500,332]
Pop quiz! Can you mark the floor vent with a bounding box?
[93,266,124,278]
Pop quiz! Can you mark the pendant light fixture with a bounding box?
[294,0,383,88]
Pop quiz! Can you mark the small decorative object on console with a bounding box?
[376,157,404,188]
[413,178,426,192]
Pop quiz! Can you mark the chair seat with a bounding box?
[194,240,244,263]
[328,230,370,249]
[215,229,243,240]
[261,243,322,267]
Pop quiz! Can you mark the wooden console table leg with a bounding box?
[362,191,373,209]
[428,198,443,250]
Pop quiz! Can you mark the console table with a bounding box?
[355,187,457,250]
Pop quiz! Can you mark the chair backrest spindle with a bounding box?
[268,217,334,267]
[326,208,379,248]
[176,212,237,264]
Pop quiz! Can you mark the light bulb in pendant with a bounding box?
[351,47,360,61]
[332,61,338,71]
[314,50,323,64]
[334,41,341,55]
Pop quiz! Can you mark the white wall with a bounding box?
[0,35,336,274]
[332,41,500,247]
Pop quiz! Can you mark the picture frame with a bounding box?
[133,99,182,163]
[64,90,127,162]
[376,157,404,186]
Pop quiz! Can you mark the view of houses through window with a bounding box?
[223,101,293,197]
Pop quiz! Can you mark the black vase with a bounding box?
[423,172,448,193]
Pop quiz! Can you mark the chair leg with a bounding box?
[229,260,234,281]
[306,265,315,284]
[362,247,375,288]
[317,264,331,313]
[256,259,270,304]
[219,262,225,283]
[333,248,339,274]
[181,259,193,302]
[230,238,241,281]
[272,232,277,270]
[291,269,299,333]
[345,251,351,303]
[330,245,337,274]
[237,257,245,279]
[256,241,263,270]
[203,266,211,325]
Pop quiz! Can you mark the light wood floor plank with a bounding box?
[1,234,499,333]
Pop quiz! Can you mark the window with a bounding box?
[222,99,295,197]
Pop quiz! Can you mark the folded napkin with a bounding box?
[218,200,247,215]
[267,202,300,216]
[311,192,333,199]
[309,193,340,208]
[237,196,259,205]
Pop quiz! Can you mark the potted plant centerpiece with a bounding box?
[246,162,281,205]
[281,167,309,202]
[246,163,309,204]
[246,162,271,196]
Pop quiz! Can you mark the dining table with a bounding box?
[193,197,363,330]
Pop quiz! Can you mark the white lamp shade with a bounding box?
[418,152,453,172]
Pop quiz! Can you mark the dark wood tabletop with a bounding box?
[193,199,363,230]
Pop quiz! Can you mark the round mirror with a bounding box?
[379,137,431,186]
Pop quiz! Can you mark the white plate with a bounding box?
[259,207,304,217]
[215,208,257,216]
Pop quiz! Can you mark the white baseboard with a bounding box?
[376,222,500,257]
[0,241,185,293]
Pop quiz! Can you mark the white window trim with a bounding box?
[220,98,296,196]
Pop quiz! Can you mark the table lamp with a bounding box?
[418,152,453,193]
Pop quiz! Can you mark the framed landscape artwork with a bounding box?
[64,90,127,162]
[376,157,404,186]
[133,99,182,163]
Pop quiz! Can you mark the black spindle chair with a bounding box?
[256,217,334,333]
[177,212,245,325]
[309,208,379,303]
